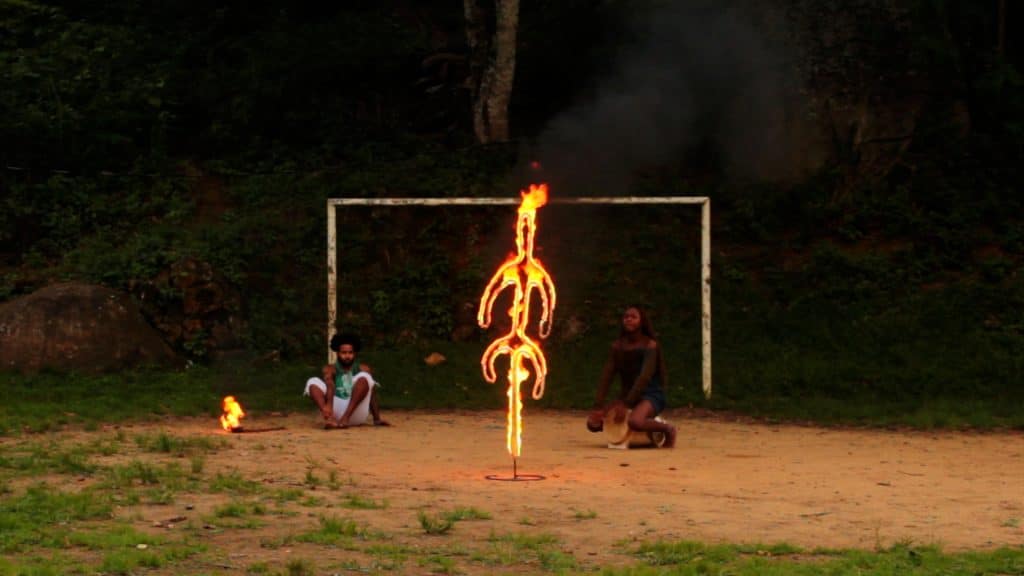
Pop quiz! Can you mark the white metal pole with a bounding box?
[328,197,709,206]
[701,199,712,398]
[326,202,337,365]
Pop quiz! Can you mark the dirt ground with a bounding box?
[121,408,1022,569]
[15,408,1015,572]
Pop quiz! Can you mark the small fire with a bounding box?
[478,183,557,457]
[220,396,245,431]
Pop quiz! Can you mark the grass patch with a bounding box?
[418,506,492,535]
[572,508,598,520]
[367,543,412,571]
[270,488,304,504]
[444,507,492,522]
[208,469,263,495]
[0,364,313,436]
[134,431,226,455]
[303,468,321,488]
[0,484,114,553]
[294,516,368,545]
[473,531,574,570]
[66,525,165,550]
[0,442,99,476]
[421,554,459,574]
[342,493,389,509]
[614,541,1024,575]
[100,548,165,573]
[418,511,455,535]
[99,460,191,505]
[212,500,266,519]
[284,559,316,576]
[300,495,325,507]
[0,552,81,575]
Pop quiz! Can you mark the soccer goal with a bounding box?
[326,196,712,399]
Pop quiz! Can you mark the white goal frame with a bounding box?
[327,196,712,398]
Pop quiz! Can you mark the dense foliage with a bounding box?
[1,1,1021,420]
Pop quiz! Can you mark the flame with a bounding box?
[220,396,245,431]
[478,183,557,457]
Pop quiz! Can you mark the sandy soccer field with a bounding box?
[92,408,1019,571]
[19,405,1019,569]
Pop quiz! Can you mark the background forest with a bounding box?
[1,0,1022,426]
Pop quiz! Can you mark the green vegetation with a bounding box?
[573,508,598,520]
[418,511,456,535]
[476,531,577,571]
[294,515,369,545]
[0,484,113,553]
[605,541,1024,575]
[2,306,1022,430]
[444,507,493,522]
[417,507,493,535]
[1,1,1022,430]
[208,470,264,495]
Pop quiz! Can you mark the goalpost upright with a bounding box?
[326,196,712,399]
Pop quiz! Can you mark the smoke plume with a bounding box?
[519,2,801,195]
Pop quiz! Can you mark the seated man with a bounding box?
[304,332,390,429]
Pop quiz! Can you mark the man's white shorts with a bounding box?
[303,373,376,425]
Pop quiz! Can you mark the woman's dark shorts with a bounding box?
[641,387,666,416]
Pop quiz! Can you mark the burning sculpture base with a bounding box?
[485,459,545,481]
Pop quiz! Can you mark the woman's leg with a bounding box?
[627,399,676,448]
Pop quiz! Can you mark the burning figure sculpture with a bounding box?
[478,183,557,458]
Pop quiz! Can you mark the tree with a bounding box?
[463,0,519,143]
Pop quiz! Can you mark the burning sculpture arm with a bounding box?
[524,261,556,338]
[480,339,513,383]
[516,335,547,399]
[477,264,521,329]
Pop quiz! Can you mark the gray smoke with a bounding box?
[522,2,800,196]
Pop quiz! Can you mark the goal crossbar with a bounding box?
[327,196,712,399]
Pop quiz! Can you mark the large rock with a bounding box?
[0,283,180,372]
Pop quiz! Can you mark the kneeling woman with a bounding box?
[586,305,676,447]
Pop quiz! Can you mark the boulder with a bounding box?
[0,283,180,372]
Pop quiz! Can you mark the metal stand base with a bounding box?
[485,459,546,481]
[485,473,545,481]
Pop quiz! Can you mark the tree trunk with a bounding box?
[464,0,519,143]
[463,0,487,78]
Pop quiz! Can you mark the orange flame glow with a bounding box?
[220,396,245,431]
[478,183,557,457]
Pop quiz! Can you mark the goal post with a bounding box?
[327,196,712,399]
